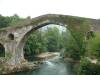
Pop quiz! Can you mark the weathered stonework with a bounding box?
[0,14,100,74]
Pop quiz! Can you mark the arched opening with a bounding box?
[15,14,90,64]
[23,24,83,61]
[0,43,5,57]
[23,24,66,60]
[8,33,14,40]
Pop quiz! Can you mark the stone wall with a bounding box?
[0,14,100,74]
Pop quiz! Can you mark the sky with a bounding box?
[0,0,100,19]
[41,24,66,32]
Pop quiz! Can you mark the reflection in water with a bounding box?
[9,56,75,75]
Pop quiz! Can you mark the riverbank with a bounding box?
[63,57,80,63]
[1,52,60,75]
[6,54,75,75]
[1,61,40,75]
[63,56,98,64]
[35,52,60,60]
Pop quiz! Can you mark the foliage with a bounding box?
[24,26,64,58]
[86,31,100,59]
[24,30,47,58]
[61,29,86,60]
[77,57,100,75]
[0,14,23,28]
[44,27,62,52]
[0,15,10,28]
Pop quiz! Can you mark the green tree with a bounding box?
[24,30,47,58]
[87,31,100,59]
[0,15,10,28]
[44,27,62,52]
[77,57,100,75]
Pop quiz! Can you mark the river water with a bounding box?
[10,55,75,75]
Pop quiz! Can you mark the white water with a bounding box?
[43,61,54,66]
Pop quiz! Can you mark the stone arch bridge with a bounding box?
[0,14,100,71]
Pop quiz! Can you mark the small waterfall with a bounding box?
[43,61,54,66]
[42,53,61,66]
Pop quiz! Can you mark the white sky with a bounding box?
[0,0,100,19]
[42,24,66,32]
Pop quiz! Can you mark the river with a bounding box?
[9,55,75,75]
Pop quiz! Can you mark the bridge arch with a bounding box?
[16,22,67,61]
[18,20,67,48]
[0,43,5,57]
[15,14,91,61]
[8,33,14,40]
